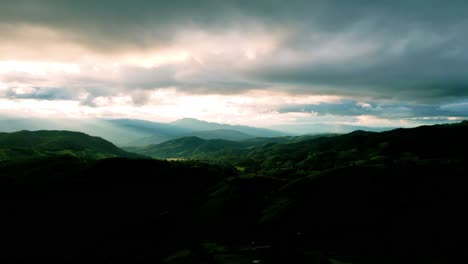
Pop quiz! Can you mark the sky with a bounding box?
[1,0,468,129]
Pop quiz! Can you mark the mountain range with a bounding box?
[125,133,339,161]
[170,118,286,137]
[1,121,468,262]
[127,121,468,178]
[1,116,398,147]
[0,117,287,146]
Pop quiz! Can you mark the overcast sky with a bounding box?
[1,0,467,128]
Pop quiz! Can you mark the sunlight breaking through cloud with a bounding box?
[1,1,467,129]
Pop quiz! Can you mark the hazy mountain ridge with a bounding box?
[270,122,397,134]
[239,133,339,145]
[170,118,287,137]
[0,117,287,146]
[183,129,254,141]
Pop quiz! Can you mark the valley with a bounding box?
[1,121,467,263]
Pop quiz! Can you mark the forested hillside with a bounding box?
[1,122,468,262]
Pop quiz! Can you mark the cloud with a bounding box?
[247,22,468,101]
[0,0,274,54]
[1,0,468,126]
[278,99,468,120]
[4,86,78,100]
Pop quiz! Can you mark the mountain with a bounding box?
[128,128,256,145]
[239,133,339,145]
[105,119,190,136]
[0,117,166,147]
[270,122,396,134]
[183,129,254,141]
[235,120,468,177]
[0,130,143,161]
[2,122,468,262]
[103,119,192,146]
[103,118,287,146]
[128,136,245,160]
[170,118,287,137]
[0,117,286,146]
[130,121,468,175]
[127,133,341,160]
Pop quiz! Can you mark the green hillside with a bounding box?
[128,133,339,161]
[2,122,468,263]
[0,130,143,161]
[130,121,468,178]
[237,121,468,177]
[130,136,246,160]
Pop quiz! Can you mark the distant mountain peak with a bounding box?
[171,118,217,125]
[173,118,201,122]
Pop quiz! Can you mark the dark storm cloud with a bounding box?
[2,1,467,52]
[0,0,264,52]
[251,31,468,101]
[1,0,468,104]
